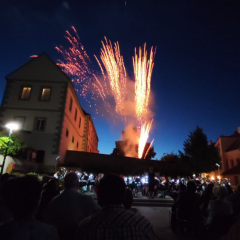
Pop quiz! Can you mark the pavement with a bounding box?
[87,191,179,239]
[132,196,179,240]
[136,206,179,240]
[85,192,207,239]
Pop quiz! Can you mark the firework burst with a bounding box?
[133,44,155,124]
[55,26,93,97]
[138,120,154,159]
[94,37,127,116]
[56,27,156,159]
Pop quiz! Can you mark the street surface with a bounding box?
[136,206,178,240]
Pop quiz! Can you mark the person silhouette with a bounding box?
[75,173,157,240]
[0,175,59,240]
[43,171,100,240]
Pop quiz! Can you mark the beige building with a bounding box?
[215,127,240,187]
[0,54,98,173]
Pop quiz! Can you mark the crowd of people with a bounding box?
[169,179,240,239]
[0,172,240,240]
[0,172,157,240]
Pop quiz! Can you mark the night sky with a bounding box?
[1,1,240,159]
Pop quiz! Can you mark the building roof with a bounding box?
[225,137,240,152]
[63,151,191,176]
[6,53,71,83]
[5,53,98,141]
[222,164,240,176]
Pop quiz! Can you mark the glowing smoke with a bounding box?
[56,27,156,159]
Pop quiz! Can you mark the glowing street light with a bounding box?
[215,163,221,179]
[0,122,19,175]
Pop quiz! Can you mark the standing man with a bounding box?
[43,172,100,240]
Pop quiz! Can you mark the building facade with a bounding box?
[0,54,98,173]
[215,127,240,187]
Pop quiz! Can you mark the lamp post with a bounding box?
[0,122,19,175]
[215,163,220,180]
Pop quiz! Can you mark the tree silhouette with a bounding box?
[182,126,220,174]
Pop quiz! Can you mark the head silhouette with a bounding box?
[3,175,41,219]
[97,174,126,206]
[64,172,79,190]
[187,180,197,193]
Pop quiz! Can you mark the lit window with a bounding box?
[35,118,46,131]
[69,97,73,112]
[20,87,31,100]
[40,88,51,101]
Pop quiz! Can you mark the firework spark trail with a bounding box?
[133,44,155,124]
[143,138,154,159]
[138,120,153,159]
[56,27,156,159]
[55,26,95,97]
[92,74,106,101]
[94,37,127,115]
[132,44,155,158]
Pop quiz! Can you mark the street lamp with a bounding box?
[0,122,19,175]
[215,163,221,179]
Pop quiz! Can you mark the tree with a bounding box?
[159,153,192,177]
[0,133,25,156]
[182,126,220,174]
[161,153,180,163]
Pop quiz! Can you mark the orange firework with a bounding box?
[132,44,155,158]
[94,37,127,115]
[133,44,155,124]
[56,27,156,159]
[138,120,154,159]
[55,26,96,97]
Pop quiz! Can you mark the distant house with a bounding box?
[215,127,240,187]
[0,54,98,174]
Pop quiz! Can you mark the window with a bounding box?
[75,109,78,121]
[40,87,51,101]
[72,136,74,143]
[20,86,31,100]
[79,117,81,128]
[66,128,69,137]
[69,97,73,112]
[34,118,46,131]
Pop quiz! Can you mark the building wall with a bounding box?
[0,54,99,173]
[215,130,240,188]
[85,116,99,153]
[215,137,238,172]
[0,78,67,168]
[58,83,86,160]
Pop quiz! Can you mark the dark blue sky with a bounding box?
[1,1,240,159]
